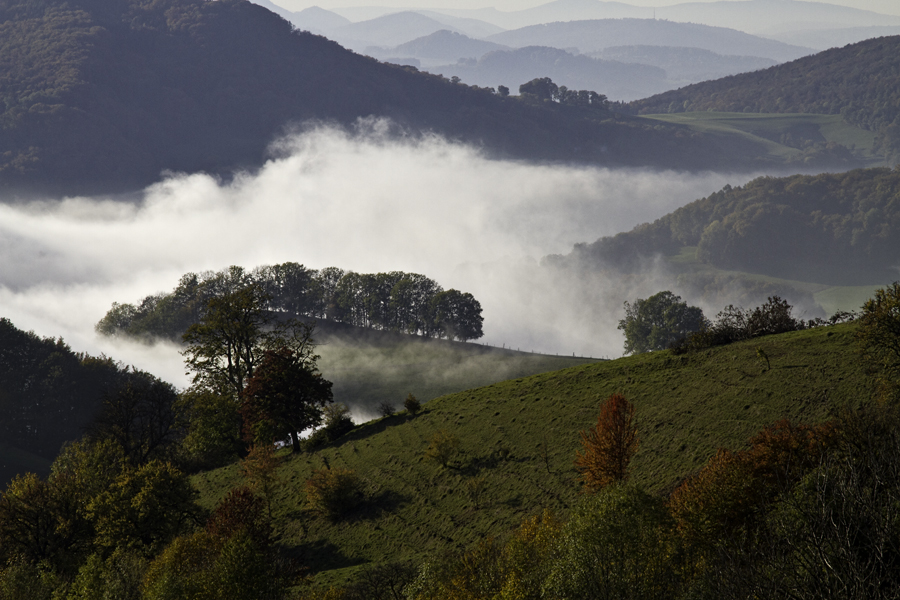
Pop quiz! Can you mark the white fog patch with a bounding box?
[0,122,756,382]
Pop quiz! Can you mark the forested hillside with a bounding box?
[560,167,900,286]
[0,318,168,483]
[627,36,900,161]
[0,0,779,194]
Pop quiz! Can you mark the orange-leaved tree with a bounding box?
[575,393,638,492]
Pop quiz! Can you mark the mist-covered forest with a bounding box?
[559,167,900,285]
[2,0,900,597]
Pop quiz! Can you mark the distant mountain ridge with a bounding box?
[341,0,900,34]
[591,46,777,85]
[485,18,814,62]
[365,30,510,67]
[434,46,668,102]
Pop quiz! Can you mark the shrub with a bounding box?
[305,404,354,450]
[544,486,677,600]
[857,282,900,400]
[377,402,395,418]
[424,430,460,468]
[403,393,421,416]
[304,467,364,519]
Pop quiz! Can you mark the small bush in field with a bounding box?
[378,401,395,418]
[404,393,421,415]
[424,430,460,468]
[304,467,364,519]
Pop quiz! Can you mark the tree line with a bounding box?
[617,290,857,356]
[517,77,610,109]
[96,263,484,342]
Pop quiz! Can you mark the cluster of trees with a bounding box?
[626,36,900,161]
[96,263,484,342]
[568,167,900,286]
[0,438,296,599]
[0,283,354,598]
[618,290,854,355]
[518,77,610,109]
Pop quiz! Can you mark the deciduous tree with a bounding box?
[240,346,333,451]
[618,291,707,354]
[857,281,900,400]
[575,393,638,492]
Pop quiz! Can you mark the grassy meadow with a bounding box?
[641,112,884,165]
[193,321,871,588]
[314,323,598,416]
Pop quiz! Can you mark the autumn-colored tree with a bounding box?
[240,444,281,519]
[668,419,838,546]
[575,394,638,492]
[206,487,272,550]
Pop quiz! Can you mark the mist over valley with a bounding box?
[2,0,900,596]
[0,125,759,391]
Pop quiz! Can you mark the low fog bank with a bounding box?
[1,122,762,397]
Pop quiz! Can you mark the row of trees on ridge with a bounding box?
[96,263,484,342]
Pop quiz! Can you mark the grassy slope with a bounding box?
[193,322,872,587]
[665,245,888,315]
[314,323,596,415]
[641,112,884,165]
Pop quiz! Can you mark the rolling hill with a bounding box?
[326,11,466,51]
[556,167,900,287]
[365,30,509,68]
[0,0,804,194]
[590,45,777,86]
[193,320,873,584]
[627,35,900,161]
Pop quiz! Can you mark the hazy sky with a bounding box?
[287,0,900,17]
